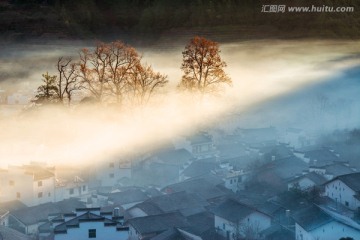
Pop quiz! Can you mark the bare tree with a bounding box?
[178,36,232,95]
[129,63,168,106]
[77,42,110,102]
[56,57,82,105]
[105,41,140,105]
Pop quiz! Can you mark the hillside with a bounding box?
[0,0,359,42]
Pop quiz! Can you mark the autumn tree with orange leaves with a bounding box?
[75,40,167,106]
[178,36,231,95]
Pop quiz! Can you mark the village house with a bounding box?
[162,176,229,202]
[293,204,360,240]
[55,176,89,202]
[287,172,327,191]
[106,189,149,210]
[212,162,248,192]
[294,147,340,166]
[213,198,271,240]
[0,225,32,240]
[126,191,209,220]
[254,156,308,193]
[324,172,360,210]
[8,198,85,235]
[53,207,128,240]
[127,212,189,240]
[0,164,56,207]
[308,162,356,180]
[187,132,218,159]
[96,158,132,187]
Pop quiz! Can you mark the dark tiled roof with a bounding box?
[332,172,360,192]
[292,205,333,231]
[304,149,339,165]
[185,211,214,236]
[155,149,193,165]
[0,226,32,240]
[127,212,189,235]
[182,160,217,178]
[54,211,117,233]
[162,178,228,200]
[258,156,308,181]
[144,191,208,216]
[108,189,149,205]
[213,199,255,223]
[323,163,356,176]
[151,228,185,240]
[258,201,284,217]
[11,198,85,226]
[128,202,163,216]
[288,172,327,185]
[0,200,27,212]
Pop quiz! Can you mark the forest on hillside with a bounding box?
[1,0,359,41]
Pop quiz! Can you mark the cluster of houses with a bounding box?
[1,127,360,240]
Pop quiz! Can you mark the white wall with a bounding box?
[215,211,271,240]
[55,183,88,202]
[288,178,316,191]
[55,221,127,240]
[325,179,360,210]
[296,221,360,240]
[1,167,55,206]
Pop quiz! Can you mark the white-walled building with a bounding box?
[294,205,360,240]
[97,159,132,187]
[53,208,128,240]
[324,172,360,210]
[0,165,55,207]
[55,176,89,202]
[214,199,271,240]
[287,172,327,191]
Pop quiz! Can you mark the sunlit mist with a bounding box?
[1,40,360,168]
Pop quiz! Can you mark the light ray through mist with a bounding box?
[0,40,360,168]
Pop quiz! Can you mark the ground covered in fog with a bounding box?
[0,40,360,168]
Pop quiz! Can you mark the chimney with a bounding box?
[113,207,121,217]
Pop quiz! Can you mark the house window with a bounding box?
[345,201,349,207]
[16,192,21,198]
[9,180,14,186]
[230,179,233,184]
[48,192,51,197]
[38,181,42,187]
[109,173,114,178]
[83,185,86,191]
[88,229,96,238]
[38,192,43,198]
[223,223,225,230]
[109,162,114,168]
[69,188,74,195]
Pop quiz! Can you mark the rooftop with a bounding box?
[107,189,149,205]
[213,199,256,223]
[54,211,117,234]
[0,226,32,240]
[328,172,360,192]
[292,205,333,231]
[127,212,189,235]
[162,177,228,200]
[11,198,85,226]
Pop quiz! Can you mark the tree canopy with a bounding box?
[178,36,231,95]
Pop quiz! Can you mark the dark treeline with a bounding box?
[1,0,360,40]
